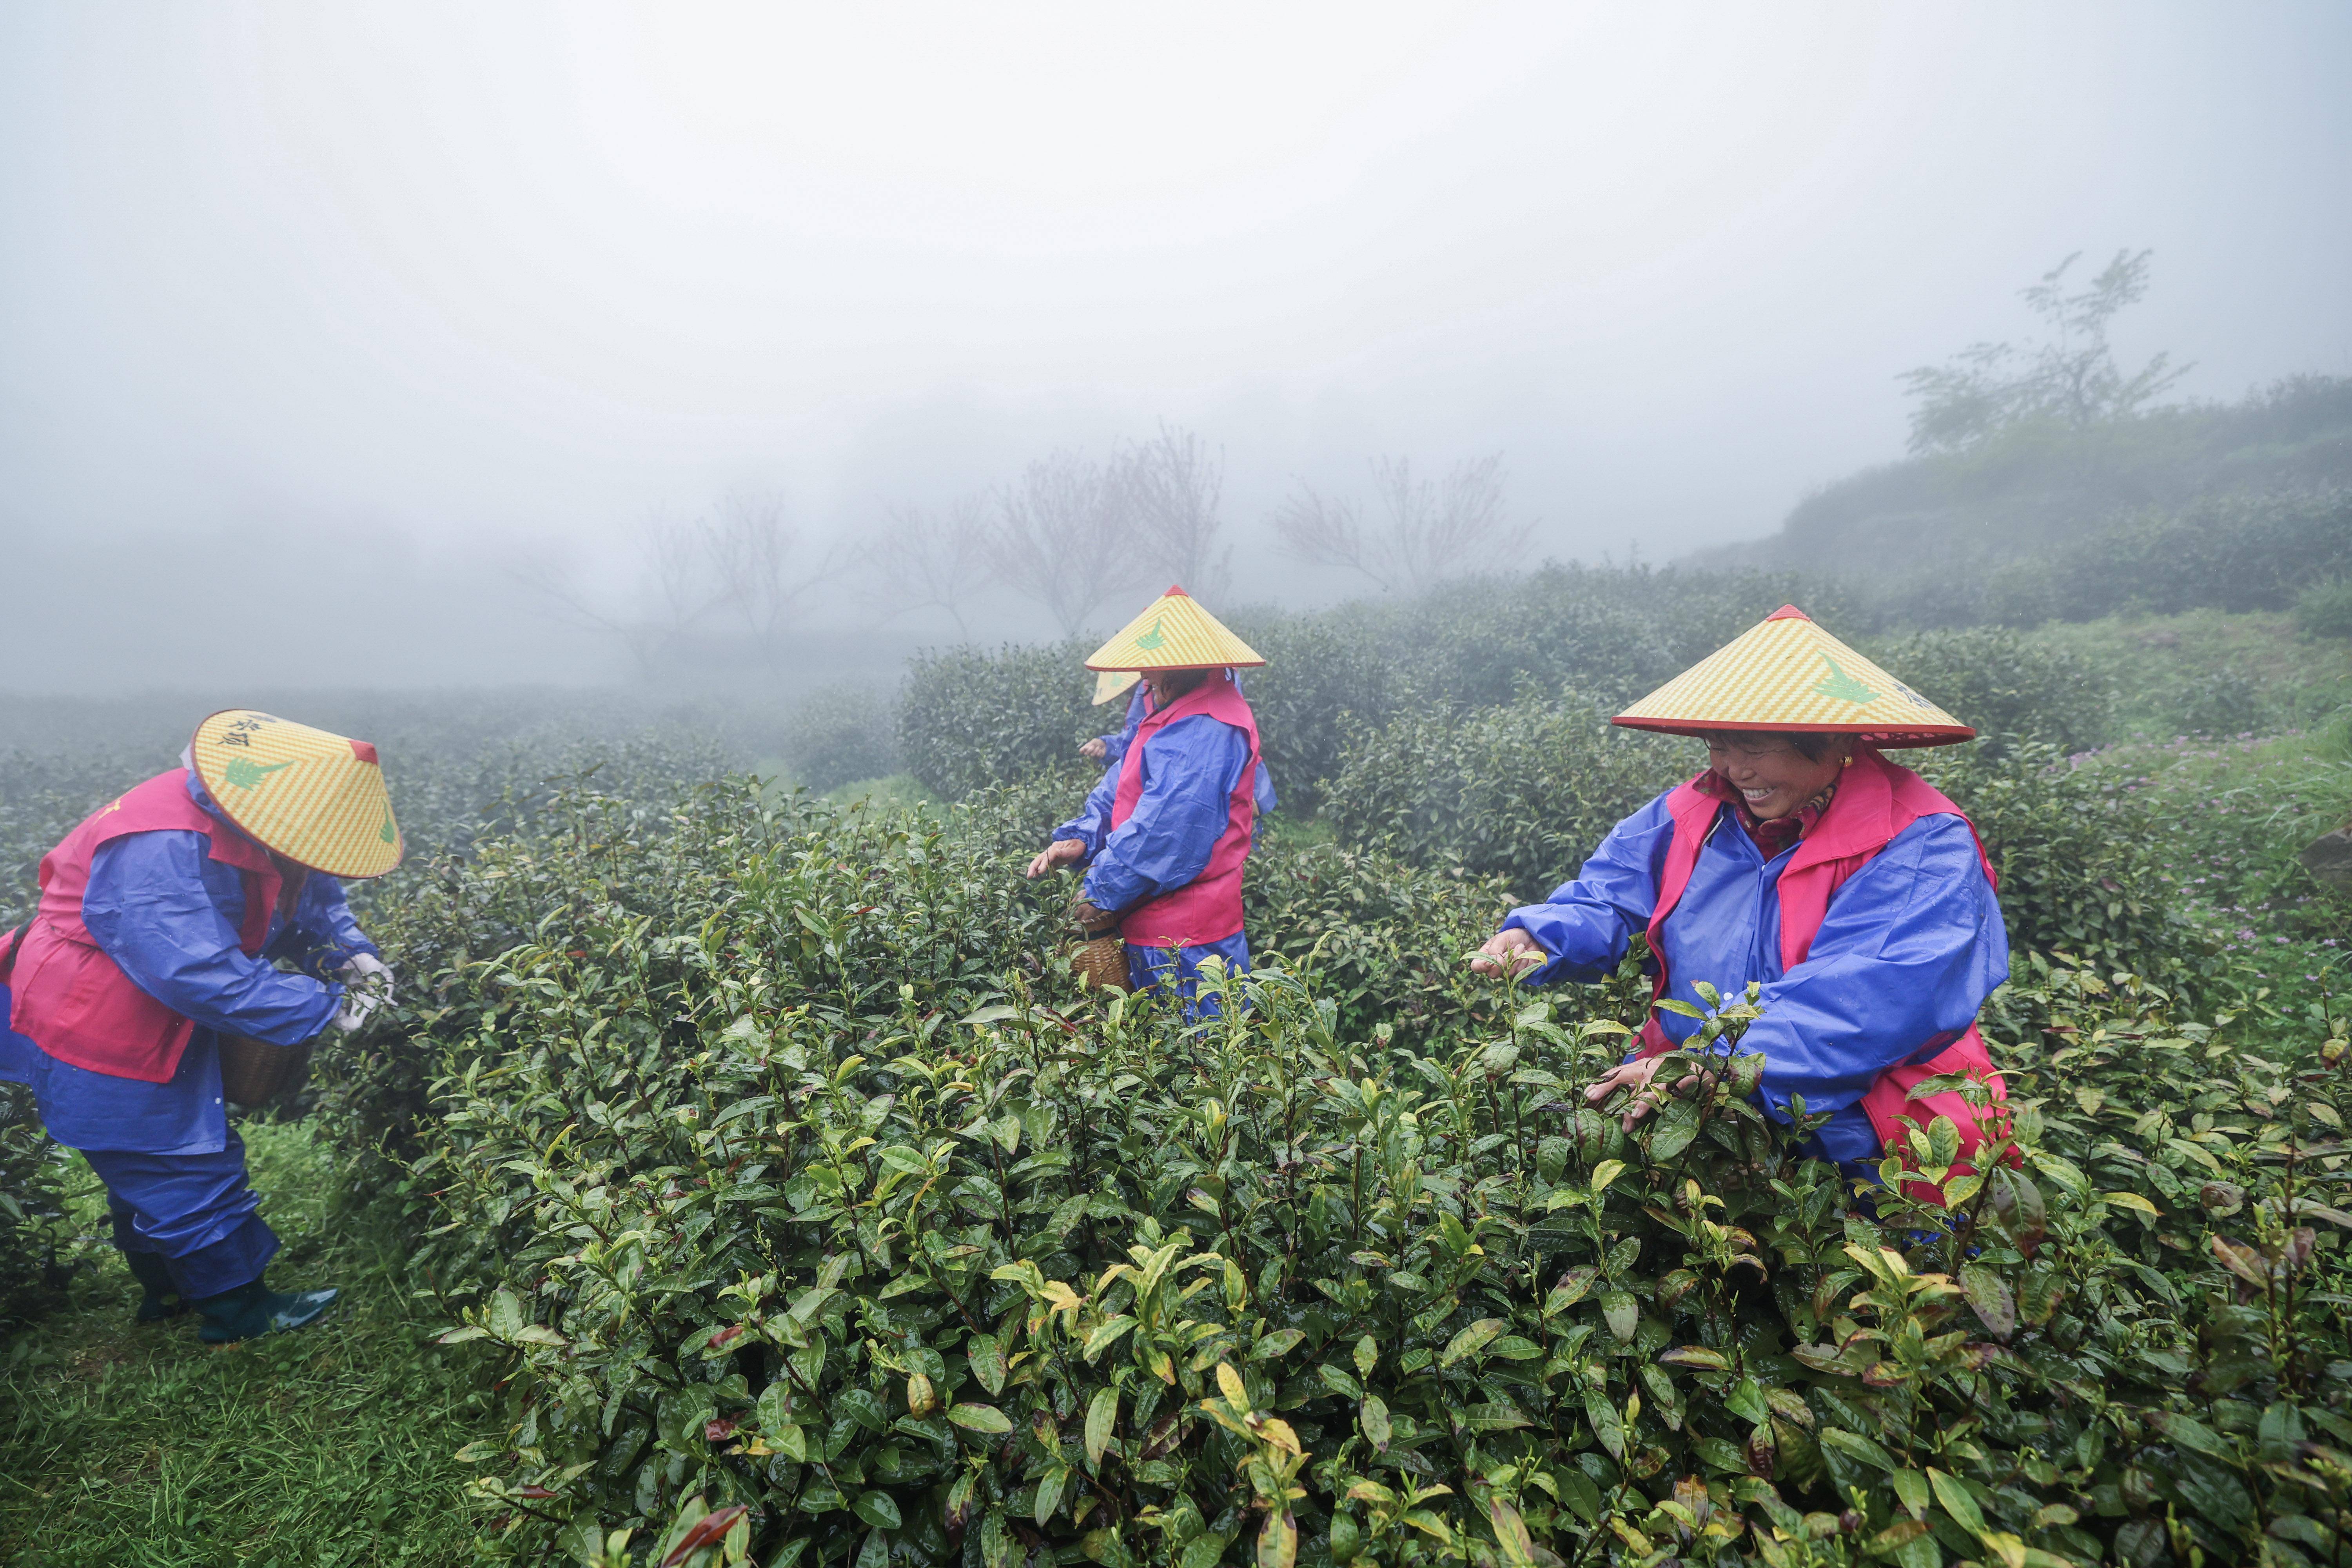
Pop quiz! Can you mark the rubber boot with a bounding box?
[191,1275,340,1344]
[123,1249,188,1323]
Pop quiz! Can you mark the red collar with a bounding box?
[1693,769,1838,857]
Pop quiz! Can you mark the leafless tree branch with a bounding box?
[985,450,1145,637]
[866,495,993,637]
[1120,422,1230,600]
[1272,452,1530,593]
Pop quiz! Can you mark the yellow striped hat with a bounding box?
[189,711,405,878]
[1084,586,1265,672]
[1092,669,1141,706]
[1613,606,1975,747]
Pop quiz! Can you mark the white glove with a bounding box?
[332,952,395,1034]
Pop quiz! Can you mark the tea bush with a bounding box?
[1864,629,2112,759]
[782,686,905,794]
[1321,691,1688,904]
[392,796,2349,1566]
[1914,744,2207,982]
[896,568,1869,811]
[0,1087,75,1334]
[900,642,1102,803]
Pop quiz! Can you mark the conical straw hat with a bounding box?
[1612,606,1974,747]
[1092,669,1141,706]
[189,710,405,878]
[1084,586,1265,671]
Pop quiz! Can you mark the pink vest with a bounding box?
[1633,750,2009,1201]
[1110,671,1261,947]
[8,769,280,1083]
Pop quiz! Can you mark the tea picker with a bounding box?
[1471,606,2012,1201]
[1025,586,1266,1012]
[0,711,401,1341]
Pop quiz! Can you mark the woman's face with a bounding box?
[1704,733,1849,821]
[1142,668,1207,705]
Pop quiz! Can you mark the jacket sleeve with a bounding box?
[1053,766,1123,855]
[264,875,380,978]
[82,832,345,1047]
[1497,791,1678,984]
[1083,716,1251,913]
[1740,815,2010,1124]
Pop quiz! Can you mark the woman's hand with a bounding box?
[1026,839,1087,878]
[1584,1055,1716,1133]
[1079,738,1108,760]
[1470,927,1548,978]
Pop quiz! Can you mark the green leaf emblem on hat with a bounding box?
[1812,655,1877,706]
[222,757,295,790]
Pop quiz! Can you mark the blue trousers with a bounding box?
[1126,932,1250,1019]
[83,1131,279,1299]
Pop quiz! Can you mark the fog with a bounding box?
[3,2,2348,693]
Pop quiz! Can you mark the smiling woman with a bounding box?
[1472,605,2010,1197]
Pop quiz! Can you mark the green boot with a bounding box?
[124,1249,188,1323]
[192,1276,340,1344]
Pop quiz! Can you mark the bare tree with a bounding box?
[985,450,1144,636]
[699,490,847,668]
[1119,422,1230,599]
[511,508,729,676]
[514,492,842,676]
[867,495,993,637]
[1271,452,1532,593]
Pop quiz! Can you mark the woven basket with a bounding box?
[218,1035,312,1107]
[1067,935,1132,994]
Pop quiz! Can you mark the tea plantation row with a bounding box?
[293,761,2352,1562]
[4,591,2351,1565]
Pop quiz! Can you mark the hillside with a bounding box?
[1722,376,2352,626]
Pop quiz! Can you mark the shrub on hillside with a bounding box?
[893,570,1877,810]
[1868,627,2113,756]
[1323,690,1690,903]
[1383,572,1681,713]
[1220,611,1399,816]
[2296,577,2352,640]
[899,642,1098,802]
[1979,487,2352,627]
[1242,842,1514,1047]
[782,684,901,793]
[1919,742,2201,980]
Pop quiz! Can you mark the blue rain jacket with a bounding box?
[20,771,375,1156]
[1097,685,1277,812]
[1501,789,2007,1167]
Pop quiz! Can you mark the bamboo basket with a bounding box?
[218,1034,312,1107]
[1067,935,1132,994]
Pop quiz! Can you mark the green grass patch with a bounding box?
[823,771,938,811]
[0,1120,495,1568]
[2032,608,2352,739]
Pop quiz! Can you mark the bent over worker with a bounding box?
[1471,607,2009,1198]
[1028,586,1265,1008]
[0,711,402,1341]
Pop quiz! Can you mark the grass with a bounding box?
[0,1119,496,1568]
[2032,608,2352,738]
[750,759,940,814]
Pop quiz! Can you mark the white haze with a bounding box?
[1,2,2347,690]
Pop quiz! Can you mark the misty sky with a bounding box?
[4,3,2349,691]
